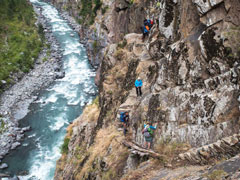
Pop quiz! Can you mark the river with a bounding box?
[0,0,97,179]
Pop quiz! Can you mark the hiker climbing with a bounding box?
[120,112,129,136]
[135,77,142,97]
[142,121,157,149]
[141,19,154,41]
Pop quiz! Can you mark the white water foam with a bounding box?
[42,94,58,104]
[28,133,36,138]
[19,141,62,180]
[49,115,68,131]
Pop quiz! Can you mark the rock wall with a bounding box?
[54,0,240,179]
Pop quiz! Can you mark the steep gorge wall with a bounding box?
[54,0,240,179]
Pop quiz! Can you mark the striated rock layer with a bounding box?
[53,0,240,179]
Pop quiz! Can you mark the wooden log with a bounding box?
[122,140,164,159]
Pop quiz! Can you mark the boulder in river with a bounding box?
[11,142,21,150]
[21,126,31,132]
[55,71,65,79]
[0,163,8,169]
[1,80,7,84]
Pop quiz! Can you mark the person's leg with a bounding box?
[123,123,127,136]
[136,87,139,96]
[142,33,146,41]
[144,139,147,148]
[147,142,151,149]
[137,87,141,96]
[124,128,126,136]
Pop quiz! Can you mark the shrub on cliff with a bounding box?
[61,137,70,154]
[77,0,102,25]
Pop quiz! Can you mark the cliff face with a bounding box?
[54,0,240,179]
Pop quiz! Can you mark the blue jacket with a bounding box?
[135,80,142,87]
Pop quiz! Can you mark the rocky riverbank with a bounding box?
[0,3,64,168]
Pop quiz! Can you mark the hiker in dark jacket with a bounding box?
[142,121,157,149]
[135,77,142,97]
[142,19,154,41]
[141,25,149,41]
[120,112,129,136]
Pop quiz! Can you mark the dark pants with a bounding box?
[122,122,127,136]
[136,86,142,96]
[142,32,149,41]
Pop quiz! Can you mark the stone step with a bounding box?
[179,134,240,164]
[118,109,131,113]
[153,83,161,93]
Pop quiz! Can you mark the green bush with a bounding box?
[0,119,7,134]
[92,96,99,106]
[101,6,108,14]
[61,137,70,154]
[77,0,102,25]
[0,0,43,90]
[117,39,127,49]
[93,0,102,15]
[92,40,99,53]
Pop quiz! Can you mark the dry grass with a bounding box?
[114,49,125,61]
[55,101,100,178]
[223,26,240,58]
[74,101,100,125]
[75,125,128,179]
[121,161,158,180]
[154,139,191,166]
[204,169,228,180]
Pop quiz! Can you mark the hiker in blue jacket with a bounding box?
[142,121,157,149]
[135,77,142,97]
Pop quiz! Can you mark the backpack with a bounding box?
[143,125,153,137]
[143,26,149,33]
[147,127,153,135]
[120,112,125,122]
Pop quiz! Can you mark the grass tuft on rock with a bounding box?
[204,169,228,180]
[154,138,190,166]
[61,137,70,154]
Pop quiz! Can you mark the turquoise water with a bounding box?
[0,1,97,179]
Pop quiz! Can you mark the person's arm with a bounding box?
[140,80,143,87]
[150,123,157,130]
[135,80,138,87]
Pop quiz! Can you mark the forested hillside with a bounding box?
[0,0,43,93]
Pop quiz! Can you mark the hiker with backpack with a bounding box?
[141,19,154,41]
[141,25,149,41]
[146,19,154,30]
[120,112,129,136]
[135,77,142,97]
[142,121,157,149]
